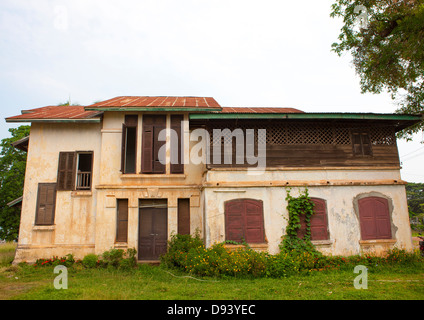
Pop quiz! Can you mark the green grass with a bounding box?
[0,262,422,300]
[0,242,423,300]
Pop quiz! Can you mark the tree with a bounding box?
[330,0,424,140]
[405,182,424,216]
[0,125,30,241]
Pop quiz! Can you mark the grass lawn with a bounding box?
[1,242,423,300]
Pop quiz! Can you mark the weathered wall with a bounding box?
[204,169,412,256]
[15,122,101,262]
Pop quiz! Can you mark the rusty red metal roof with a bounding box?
[6,105,102,122]
[86,96,221,110]
[220,107,304,113]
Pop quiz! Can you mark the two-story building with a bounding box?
[6,96,422,262]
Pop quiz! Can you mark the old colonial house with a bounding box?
[6,96,422,262]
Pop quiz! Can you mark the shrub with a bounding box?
[82,254,98,268]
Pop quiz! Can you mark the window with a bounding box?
[116,199,128,243]
[141,115,166,174]
[121,115,138,174]
[178,198,190,235]
[225,199,265,243]
[358,196,392,240]
[352,130,372,156]
[57,151,93,191]
[35,183,57,225]
[297,198,329,241]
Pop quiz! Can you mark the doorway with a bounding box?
[138,199,168,260]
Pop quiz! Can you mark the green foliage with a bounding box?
[0,125,30,241]
[82,254,98,268]
[280,188,321,259]
[406,182,424,216]
[34,248,137,270]
[330,0,424,139]
[161,233,424,278]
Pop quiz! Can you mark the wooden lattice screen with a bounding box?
[207,122,396,146]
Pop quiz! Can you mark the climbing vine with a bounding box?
[280,188,320,255]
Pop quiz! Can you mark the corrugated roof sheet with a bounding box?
[220,107,304,113]
[6,105,102,122]
[86,96,221,109]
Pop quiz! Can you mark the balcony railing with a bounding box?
[76,171,92,190]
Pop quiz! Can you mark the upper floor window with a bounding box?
[121,115,138,174]
[351,130,372,156]
[57,151,93,191]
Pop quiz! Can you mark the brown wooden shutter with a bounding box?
[141,124,153,173]
[359,197,392,240]
[116,199,128,242]
[310,198,329,241]
[57,152,76,191]
[153,120,166,173]
[35,183,57,225]
[178,198,190,235]
[121,123,128,173]
[171,115,184,174]
[225,199,264,243]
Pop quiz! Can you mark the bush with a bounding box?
[82,254,98,268]
[161,233,424,278]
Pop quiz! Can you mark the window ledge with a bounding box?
[32,225,55,231]
[71,190,92,197]
[359,239,396,245]
[224,243,268,252]
[312,239,334,247]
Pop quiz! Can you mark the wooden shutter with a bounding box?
[359,197,392,240]
[121,123,128,173]
[352,131,372,156]
[310,198,329,241]
[225,199,264,243]
[142,115,166,174]
[141,124,153,173]
[178,198,190,235]
[57,152,76,191]
[153,119,166,173]
[171,115,184,174]
[35,183,57,225]
[116,199,128,242]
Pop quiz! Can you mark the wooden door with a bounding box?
[138,201,168,260]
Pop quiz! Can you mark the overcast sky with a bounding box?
[0,0,423,182]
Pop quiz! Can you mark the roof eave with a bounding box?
[5,118,102,123]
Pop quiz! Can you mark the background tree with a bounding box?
[0,125,30,241]
[330,0,424,140]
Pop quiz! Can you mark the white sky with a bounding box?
[0,0,422,182]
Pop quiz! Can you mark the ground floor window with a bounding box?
[225,198,265,243]
[297,198,329,241]
[358,196,392,240]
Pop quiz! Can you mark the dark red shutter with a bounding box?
[359,197,392,240]
[225,199,264,243]
[310,198,329,240]
[142,115,166,174]
[171,115,184,174]
[35,183,57,225]
[244,199,264,243]
[57,152,76,191]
